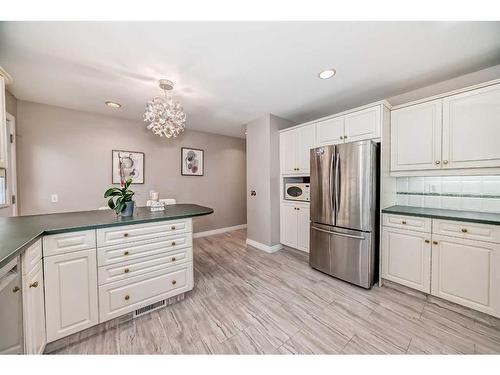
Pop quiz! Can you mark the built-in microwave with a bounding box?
[284,183,310,202]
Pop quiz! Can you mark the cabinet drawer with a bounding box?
[43,230,96,257]
[382,214,431,233]
[97,219,192,247]
[97,233,192,266]
[99,263,193,322]
[432,219,500,244]
[22,239,42,275]
[98,248,190,285]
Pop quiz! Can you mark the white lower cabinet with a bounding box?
[23,261,46,354]
[280,202,309,252]
[44,248,99,342]
[431,235,500,317]
[382,227,431,293]
[382,213,500,318]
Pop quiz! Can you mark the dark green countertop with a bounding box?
[382,205,500,226]
[0,204,213,270]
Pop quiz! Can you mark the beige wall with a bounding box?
[16,100,246,233]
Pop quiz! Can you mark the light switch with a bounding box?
[51,194,58,203]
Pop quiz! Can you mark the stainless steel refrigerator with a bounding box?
[309,140,379,289]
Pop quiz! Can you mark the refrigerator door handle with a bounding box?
[311,226,365,240]
[334,152,340,214]
[329,152,335,211]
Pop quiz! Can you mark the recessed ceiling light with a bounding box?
[105,101,122,108]
[318,69,336,79]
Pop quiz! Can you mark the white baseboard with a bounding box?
[193,224,247,238]
[246,238,282,253]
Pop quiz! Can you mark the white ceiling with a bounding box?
[1,22,500,138]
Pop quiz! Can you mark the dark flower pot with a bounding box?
[121,201,135,217]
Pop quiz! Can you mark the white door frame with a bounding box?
[6,112,17,216]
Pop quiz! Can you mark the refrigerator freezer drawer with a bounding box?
[309,224,375,288]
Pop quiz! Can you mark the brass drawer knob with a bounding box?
[297,208,300,211]
[12,286,20,293]
[171,241,176,246]
[123,233,129,237]
[433,241,438,245]
[443,160,448,165]
[401,220,407,225]
[461,228,468,233]
[172,280,177,285]
[435,160,441,165]
[124,295,130,301]
[124,268,130,274]
[171,257,176,262]
[124,251,129,256]
[29,281,39,288]
[171,225,176,230]
[425,239,430,243]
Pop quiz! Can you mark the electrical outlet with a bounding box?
[51,194,58,203]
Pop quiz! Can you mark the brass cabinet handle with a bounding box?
[425,239,430,243]
[443,160,449,165]
[171,241,176,246]
[124,295,130,300]
[171,225,176,230]
[435,160,441,165]
[433,241,438,245]
[124,268,130,274]
[171,257,176,262]
[402,220,407,225]
[297,208,300,211]
[461,228,468,233]
[124,251,129,256]
[344,135,347,139]
[339,136,343,140]
[172,280,177,285]
[12,286,20,293]
[123,233,129,237]
[29,281,39,288]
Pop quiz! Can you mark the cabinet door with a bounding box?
[280,130,297,174]
[280,204,298,248]
[296,206,310,253]
[23,261,46,354]
[316,116,344,146]
[0,266,23,354]
[0,75,7,169]
[344,106,381,142]
[391,100,442,171]
[382,227,431,293]
[296,125,316,174]
[431,235,500,318]
[442,84,500,169]
[44,249,98,342]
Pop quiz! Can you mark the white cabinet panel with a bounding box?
[0,75,7,169]
[382,227,431,293]
[43,230,96,257]
[296,125,316,174]
[432,219,500,244]
[316,117,344,146]
[297,206,310,253]
[23,261,46,354]
[383,213,431,233]
[431,235,500,317]
[22,239,42,274]
[280,203,298,248]
[44,249,98,342]
[391,99,442,171]
[344,106,381,142]
[280,130,296,174]
[442,84,500,169]
[0,262,23,354]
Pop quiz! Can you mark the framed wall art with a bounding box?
[112,150,145,184]
[181,147,204,176]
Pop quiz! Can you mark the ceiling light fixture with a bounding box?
[318,69,336,79]
[143,79,187,138]
[105,101,122,108]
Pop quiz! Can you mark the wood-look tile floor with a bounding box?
[53,229,500,354]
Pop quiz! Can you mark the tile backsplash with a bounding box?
[396,176,500,213]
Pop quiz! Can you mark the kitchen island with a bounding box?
[0,204,213,354]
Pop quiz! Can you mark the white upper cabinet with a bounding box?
[442,84,500,169]
[316,116,344,146]
[280,124,315,175]
[344,106,381,142]
[390,80,500,174]
[391,99,442,171]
